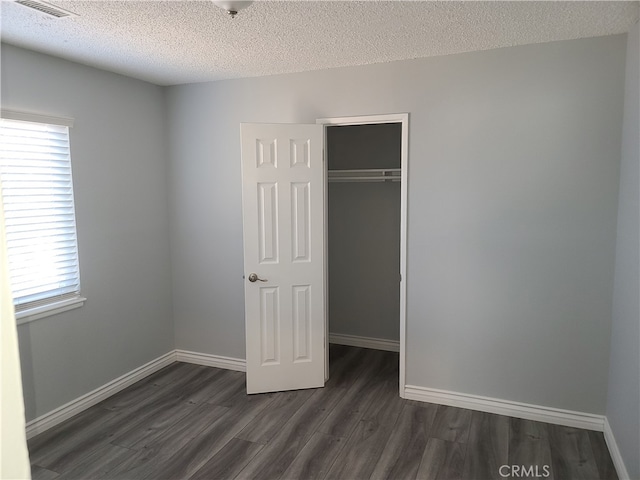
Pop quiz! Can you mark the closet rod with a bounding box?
[328,177,400,183]
[328,168,401,174]
[328,168,401,183]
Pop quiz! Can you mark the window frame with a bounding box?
[0,110,85,324]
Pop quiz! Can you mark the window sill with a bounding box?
[15,296,86,325]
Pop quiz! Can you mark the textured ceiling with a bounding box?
[1,0,638,86]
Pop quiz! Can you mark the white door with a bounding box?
[241,123,325,394]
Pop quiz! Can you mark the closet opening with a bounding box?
[319,114,408,397]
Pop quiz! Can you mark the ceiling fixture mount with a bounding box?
[15,0,77,18]
[212,1,254,18]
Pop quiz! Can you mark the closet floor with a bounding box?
[28,345,617,480]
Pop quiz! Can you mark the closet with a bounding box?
[327,123,402,347]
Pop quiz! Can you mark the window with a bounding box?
[0,112,84,323]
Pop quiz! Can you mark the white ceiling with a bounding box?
[1,0,638,86]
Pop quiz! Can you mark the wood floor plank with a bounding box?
[146,362,204,386]
[370,403,439,480]
[587,430,619,480]
[205,371,250,407]
[325,347,375,389]
[416,438,465,480]
[235,386,344,480]
[429,405,473,444]
[98,379,170,413]
[137,392,274,480]
[509,418,554,479]
[366,350,400,383]
[131,405,229,455]
[104,404,230,479]
[108,390,196,449]
[36,381,206,473]
[170,365,227,402]
[159,364,222,399]
[184,368,241,405]
[187,438,263,480]
[101,363,207,418]
[28,406,114,461]
[325,345,362,388]
[359,375,404,428]
[219,384,275,412]
[55,443,136,480]
[318,380,380,438]
[98,363,201,413]
[325,419,394,480]
[111,399,197,449]
[130,403,230,450]
[320,350,398,439]
[328,343,351,363]
[236,389,315,444]
[100,446,157,480]
[462,411,509,480]
[279,433,345,480]
[30,465,60,480]
[548,425,601,480]
[28,407,120,471]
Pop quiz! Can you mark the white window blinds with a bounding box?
[0,117,81,312]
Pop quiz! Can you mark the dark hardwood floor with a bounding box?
[28,345,618,480]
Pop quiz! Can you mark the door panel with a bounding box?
[241,123,325,394]
[257,182,278,263]
[291,182,311,262]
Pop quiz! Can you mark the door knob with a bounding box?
[248,273,267,283]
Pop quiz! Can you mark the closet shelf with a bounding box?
[328,168,401,183]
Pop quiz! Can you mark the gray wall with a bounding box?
[328,124,401,341]
[1,44,174,421]
[606,22,640,479]
[329,182,400,341]
[167,35,626,414]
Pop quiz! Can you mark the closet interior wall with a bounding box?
[327,123,402,343]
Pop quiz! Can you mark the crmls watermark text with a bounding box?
[499,465,551,478]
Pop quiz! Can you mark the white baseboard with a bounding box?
[403,384,605,432]
[604,418,631,480]
[175,349,246,372]
[25,351,176,439]
[329,333,400,352]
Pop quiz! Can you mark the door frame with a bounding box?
[316,113,409,398]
